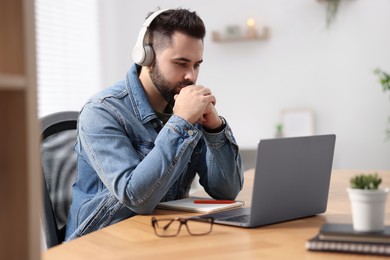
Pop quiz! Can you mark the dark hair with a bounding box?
[146,8,206,51]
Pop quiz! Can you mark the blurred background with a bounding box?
[35,0,390,170]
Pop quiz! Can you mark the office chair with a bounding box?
[40,111,79,248]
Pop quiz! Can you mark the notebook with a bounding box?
[306,223,390,256]
[198,134,336,228]
[306,234,390,256]
[317,223,390,243]
[156,197,245,214]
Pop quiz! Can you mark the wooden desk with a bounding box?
[43,170,390,259]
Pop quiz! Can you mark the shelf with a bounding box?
[0,73,26,90]
[212,27,270,43]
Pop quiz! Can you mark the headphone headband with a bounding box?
[143,9,169,28]
[132,9,170,66]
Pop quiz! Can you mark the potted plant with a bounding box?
[374,68,390,140]
[347,173,389,232]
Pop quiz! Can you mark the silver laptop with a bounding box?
[199,134,336,228]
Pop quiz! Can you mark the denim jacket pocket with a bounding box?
[76,194,121,237]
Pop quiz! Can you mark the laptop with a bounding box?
[199,134,336,228]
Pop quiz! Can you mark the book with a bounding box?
[156,196,245,214]
[319,223,390,243]
[306,223,390,256]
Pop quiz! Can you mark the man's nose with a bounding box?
[184,68,196,82]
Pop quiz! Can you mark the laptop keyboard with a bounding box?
[220,214,250,223]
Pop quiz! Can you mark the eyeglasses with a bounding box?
[151,216,214,237]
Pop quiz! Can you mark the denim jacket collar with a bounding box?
[126,64,157,124]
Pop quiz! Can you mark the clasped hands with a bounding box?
[173,85,223,130]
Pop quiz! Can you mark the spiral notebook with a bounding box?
[306,223,390,256]
[157,197,245,214]
[306,234,390,256]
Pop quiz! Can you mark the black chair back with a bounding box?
[40,111,78,248]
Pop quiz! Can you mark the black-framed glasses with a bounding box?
[151,217,214,237]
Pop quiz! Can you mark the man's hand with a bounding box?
[197,102,223,129]
[173,85,222,128]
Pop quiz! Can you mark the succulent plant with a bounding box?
[350,173,382,190]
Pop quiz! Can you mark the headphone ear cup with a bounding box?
[132,45,146,65]
[141,44,155,66]
[133,9,169,66]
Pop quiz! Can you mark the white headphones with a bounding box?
[132,9,170,66]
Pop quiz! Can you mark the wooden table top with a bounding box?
[43,169,390,259]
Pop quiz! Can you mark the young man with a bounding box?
[65,8,243,241]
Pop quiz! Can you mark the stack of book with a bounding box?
[306,223,390,256]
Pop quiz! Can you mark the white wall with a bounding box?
[98,0,390,170]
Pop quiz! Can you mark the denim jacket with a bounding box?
[65,64,244,241]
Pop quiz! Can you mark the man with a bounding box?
[65,8,243,241]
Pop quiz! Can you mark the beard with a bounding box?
[149,61,194,104]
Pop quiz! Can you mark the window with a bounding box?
[35,0,100,117]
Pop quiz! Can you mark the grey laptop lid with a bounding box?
[199,134,336,228]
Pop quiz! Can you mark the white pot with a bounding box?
[347,188,389,232]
